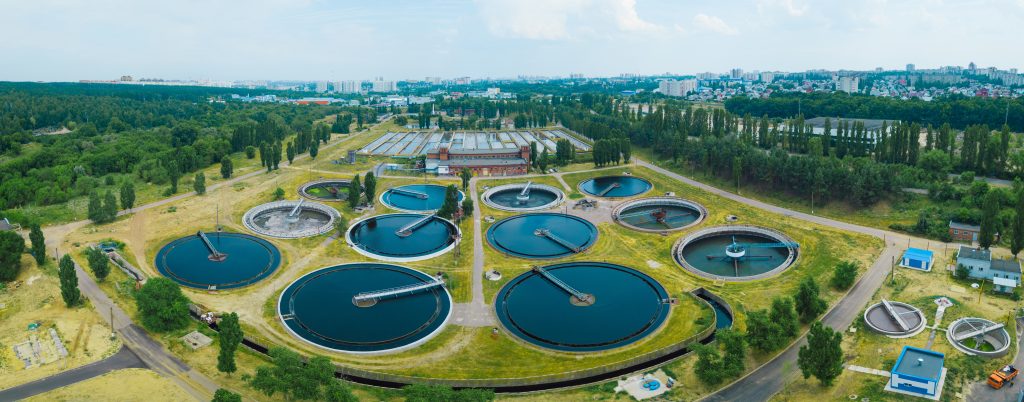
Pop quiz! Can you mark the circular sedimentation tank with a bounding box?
[380,184,465,212]
[946,317,1011,357]
[612,197,707,232]
[578,175,652,198]
[299,179,352,202]
[495,262,670,352]
[673,226,798,281]
[486,213,598,259]
[862,300,927,338]
[242,200,340,239]
[155,232,281,290]
[347,213,460,262]
[278,263,452,354]
[481,182,565,212]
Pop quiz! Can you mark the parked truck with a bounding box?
[988,365,1019,389]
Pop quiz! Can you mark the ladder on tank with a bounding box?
[517,181,533,203]
[532,266,592,304]
[286,199,305,222]
[395,214,436,237]
[391,188,429,199]
[596,183,621,197]
[196,230,227,261]
[534,228,581,253]
[352,277,445,306]
[880,299,912,332]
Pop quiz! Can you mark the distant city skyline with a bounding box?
[1,0,1023,82]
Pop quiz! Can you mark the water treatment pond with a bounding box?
[347,214,459,262]
[614,197,705,232]
[279,263,451,353]
[486,213,598,259]
[380,184,465,212]
[495,262,670,352]
[482,183,564,212]
[675,227,798,280]
[155,232,281,289]
[578,176,652,198]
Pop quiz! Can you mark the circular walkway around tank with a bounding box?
[155,232,281,290]
[672,225,798,281]
[862,300,927,338]
[482,183,565,212]
[278,263,452,354]
[495,262,671,352]
[346,213,460,262]
[299,179,352,202]
[242,200,340,239]
[380,184,465,212]
[578,176,652,198]
[486,213,598,259]
[612,197,706,232]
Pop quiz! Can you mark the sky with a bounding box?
[1,0,1023,82]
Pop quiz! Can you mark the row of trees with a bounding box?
[725,92,1024,132]
[696,263,857,386]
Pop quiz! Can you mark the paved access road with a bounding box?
[0,346,145,401]
[631,159,925,402]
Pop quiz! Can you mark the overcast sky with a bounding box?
[1,0,1022,82]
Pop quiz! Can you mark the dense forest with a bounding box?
[0,83,359,222]
[544,91,1024,242]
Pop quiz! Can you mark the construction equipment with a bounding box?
[988,365,1018,389]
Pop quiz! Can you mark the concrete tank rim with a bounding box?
[299,179,354,202]
[242,199,341,239]
[345,213,462,263]
[276,262,453,355]
[945,316,1011,357]
[379,184,467,213]
[611,196,708,233]
[862,301,927,337]
[481,182,566,212]
[671,225,799,282]
[576,175,653,199]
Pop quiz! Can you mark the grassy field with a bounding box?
[23,368,195,402]
[773,256,1020,402]
[0,254,122,391]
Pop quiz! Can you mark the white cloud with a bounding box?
[693,13,738,35]
[476,0,662,40]
[605,0,663,32]
[757,0,809,17]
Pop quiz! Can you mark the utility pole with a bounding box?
[890,255,896,284]
[109,306,116,339]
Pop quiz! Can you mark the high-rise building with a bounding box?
[837,76,859,94]
[314,81,329,93]
[759,72,775,83]
[968,61,977,72]
[425,76,442,85]
[338,80,361,94]
[658,79,697,97]
[730,68,743,79]
[906,64,916,72]
[372,79,397,93]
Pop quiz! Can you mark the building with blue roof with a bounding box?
[900,248,934,272]
[886,346,946,400]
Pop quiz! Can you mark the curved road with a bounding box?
[20,128,377,401]
[632,159,920,402]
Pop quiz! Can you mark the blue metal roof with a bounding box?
[893,346,944,381]
[902,248,934,262]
